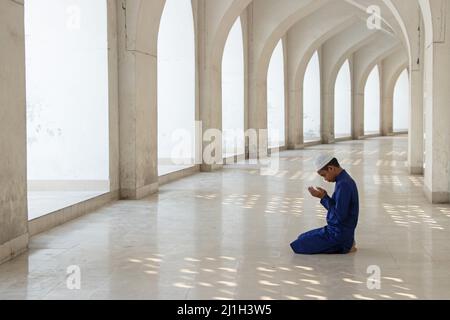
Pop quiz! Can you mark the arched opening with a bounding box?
[364,65,381,135]
[303,51,321,143]
[334,60,352,139]
[25,0,109,220]
[222,18,245,159]
[393,69,409,133]
[157,0,196,176]
[267,39,286,148]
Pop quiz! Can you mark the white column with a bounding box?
[408,18,425,175]
[117,0,162,199]
[320,46,336,144]
[246,2,269,159]
[409,66,424,174]
[197,0,224,171]
[0,0,29,264]
[423,0,450,203]
[286,30,304,150]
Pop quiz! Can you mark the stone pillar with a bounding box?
[241,9,251,157]
[117,0,162,199]
[381,79,393,135]
[320,45,337,145]
[379,63,391,136]
[351,53,365,140]
[282,34,289,149]
[246,2,269,160]
[197,0,224,170]
[107,0,120,193]
[320,47,336,145]
[386,0,424,175]
[422,0,450,203]
[409,66,424,174]
[0,0,29,264]
[287,85,304,150]
[286,31,304,150]
[408,18,425,175]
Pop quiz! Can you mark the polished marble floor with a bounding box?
[1,136,450,300]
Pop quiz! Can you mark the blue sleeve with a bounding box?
[324,183,352,224]
[320,195,334,210]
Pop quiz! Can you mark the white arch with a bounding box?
[320,25,380,142]
[381,0,412,64]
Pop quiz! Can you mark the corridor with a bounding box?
[1,136,449,300]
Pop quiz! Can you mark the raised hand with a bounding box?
[308,186,327,199]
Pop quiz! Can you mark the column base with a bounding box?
[424,184,450,204]
[200,163,223,172]
[0,233,29,265]
[321,136,335,145]
[120,182,159,200]
[409,166,424,175]
[287,143,304,150]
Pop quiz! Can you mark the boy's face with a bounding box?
[318,167,336,183]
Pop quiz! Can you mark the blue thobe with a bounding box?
[290,170,359,255]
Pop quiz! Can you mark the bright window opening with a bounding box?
[364,65,381,135]
[334,60,352,139]
[222,18,245,159]
[158,0,196,176]
[303,51,321,143]
[393,69,409,133]
[267,40,286,148]
[25,0,109,221]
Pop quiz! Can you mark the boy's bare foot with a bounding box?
[349,241,357,253]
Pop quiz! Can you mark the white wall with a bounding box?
[334,60,352,138]
[364,65,381,135]
[222,18,245,157]
[393,69,409,132]
[158,0,196,169]
[267,40,286,148]
[25,0,109,183]
[303,51,321,142]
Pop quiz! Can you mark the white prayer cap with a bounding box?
[314,153,335,172]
